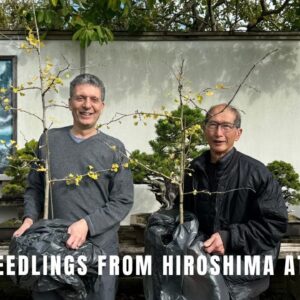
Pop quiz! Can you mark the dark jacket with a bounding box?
[183,148,288,299]
[184,148,287,256]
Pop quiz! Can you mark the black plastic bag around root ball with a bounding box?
[9,218,104,300]
[143,209,230,300]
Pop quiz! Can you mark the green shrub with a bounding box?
[2,139,38,197]
[267,160,300,205]
[130,105,207,183]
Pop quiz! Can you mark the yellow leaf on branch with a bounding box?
[215,83,225,89]
[74,175,83,186]
[110,145,117,151]
[196,94,203,103]
[26,28,44,48]
[37,165,47,172]
[111,163,119,172]
[87,171,98,180]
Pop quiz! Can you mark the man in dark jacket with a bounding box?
[184,103,287,299]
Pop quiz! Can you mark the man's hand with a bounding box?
[203,232,225,255]
[13,218,33,237]
[66,219,89,250]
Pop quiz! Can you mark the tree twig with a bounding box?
[227,48,278,106]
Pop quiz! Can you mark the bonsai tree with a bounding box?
[2,139,38,197]
[267,160,300,206]
[130,104,207,208]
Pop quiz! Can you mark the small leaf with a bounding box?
[37,10,44,23]
[73,16,85,27]
[196,94,203,103]
[206,90,214,96]
[88,171,98,180]
[96,26,104,40]
[51,0,58,6]
[111,163,119,172]
[216,83,224,89]
[45,10,53,25]
[72,28,84,41]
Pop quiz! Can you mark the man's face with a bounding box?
[69,84,104,130]
[204,106,242,158]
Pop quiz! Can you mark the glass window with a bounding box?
[0,57,16,174]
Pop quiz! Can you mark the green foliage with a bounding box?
[130,105,207,183]
[0,0,32,30]
[1,1,299,44]
[2,140,38,197]
[71,19,114,47]
[24,0,126,47]
[1,184,24,197]
[267,160,300,205]
[112,0,300,32]
[0,217,22,228]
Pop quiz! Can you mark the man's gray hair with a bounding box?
[205,103,242,128]
[70,73,105,101]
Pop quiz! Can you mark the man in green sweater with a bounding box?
[14,74,134,300]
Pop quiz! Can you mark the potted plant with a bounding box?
[129,104,207,228]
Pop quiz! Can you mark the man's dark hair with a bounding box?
[205,103,242,128]
[70,73,105,101]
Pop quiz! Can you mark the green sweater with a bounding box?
[24,126,134,250]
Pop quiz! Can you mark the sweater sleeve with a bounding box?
[23,136,45,222]
[84,144,134,236]
[228,172,288,255]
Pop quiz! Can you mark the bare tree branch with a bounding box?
[207,0,216,31]
[227,48,278,106]
[247,0,290,31]
[9,107,44,123]
[163,0,194,31]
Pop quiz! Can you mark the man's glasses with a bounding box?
[205,121,238,132]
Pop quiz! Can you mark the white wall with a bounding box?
[0,35,299,220]
[85,40,300,174]
[121,184,161,225]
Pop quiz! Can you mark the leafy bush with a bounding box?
[130,105,207,184]
[2,139,38,197]
[267,160,300,205]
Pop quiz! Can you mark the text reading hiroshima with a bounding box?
[0,255,300,276]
